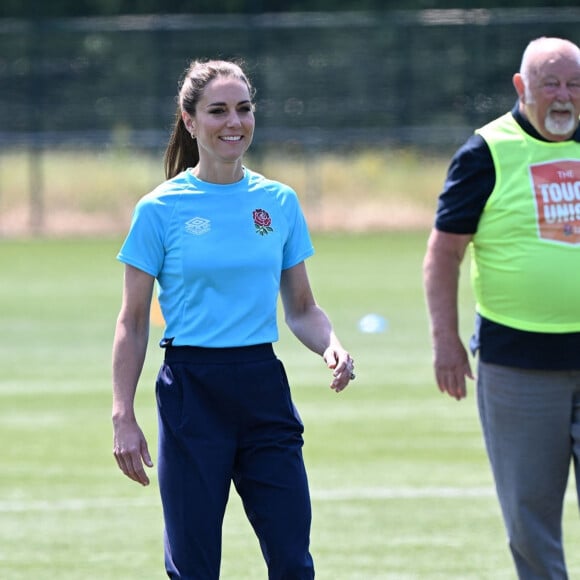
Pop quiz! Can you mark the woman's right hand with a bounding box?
[113,417,154,486]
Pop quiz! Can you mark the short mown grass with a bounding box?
[2,234,579,579]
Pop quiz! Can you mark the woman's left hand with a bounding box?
[323,347,355,393]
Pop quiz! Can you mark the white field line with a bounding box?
[1,486,577,513]
[0,487,496,513]
[313,487,497,500]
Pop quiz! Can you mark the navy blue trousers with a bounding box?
[156,344,314,580]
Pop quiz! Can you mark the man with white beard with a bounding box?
[423,37,580,579]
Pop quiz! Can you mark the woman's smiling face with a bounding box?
[185,76,255,167]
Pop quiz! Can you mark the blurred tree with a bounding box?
[1,0,578,19]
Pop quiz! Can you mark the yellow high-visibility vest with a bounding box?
[472,112,580,332]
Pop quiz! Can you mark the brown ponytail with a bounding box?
[164,106,199,180]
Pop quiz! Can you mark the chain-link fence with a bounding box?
[1,8,580,234]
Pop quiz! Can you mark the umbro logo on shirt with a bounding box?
[185,217,211,235]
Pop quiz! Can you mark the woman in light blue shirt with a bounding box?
[112,59,355,580]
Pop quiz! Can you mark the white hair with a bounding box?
[520,36,580,86]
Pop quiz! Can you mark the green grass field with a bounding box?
[1,232,579,579]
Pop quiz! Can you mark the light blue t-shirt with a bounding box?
[117,168,314,347]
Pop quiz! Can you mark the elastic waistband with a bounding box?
[163,343,275,364]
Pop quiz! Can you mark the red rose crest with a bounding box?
[253,208,274,236]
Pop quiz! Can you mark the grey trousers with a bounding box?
[477,361,580,580]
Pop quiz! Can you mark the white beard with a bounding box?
[524,84,577,136]
[544,107,577,135]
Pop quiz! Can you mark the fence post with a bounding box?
[28,19,44,235]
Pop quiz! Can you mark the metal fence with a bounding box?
[1,8,580,233]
